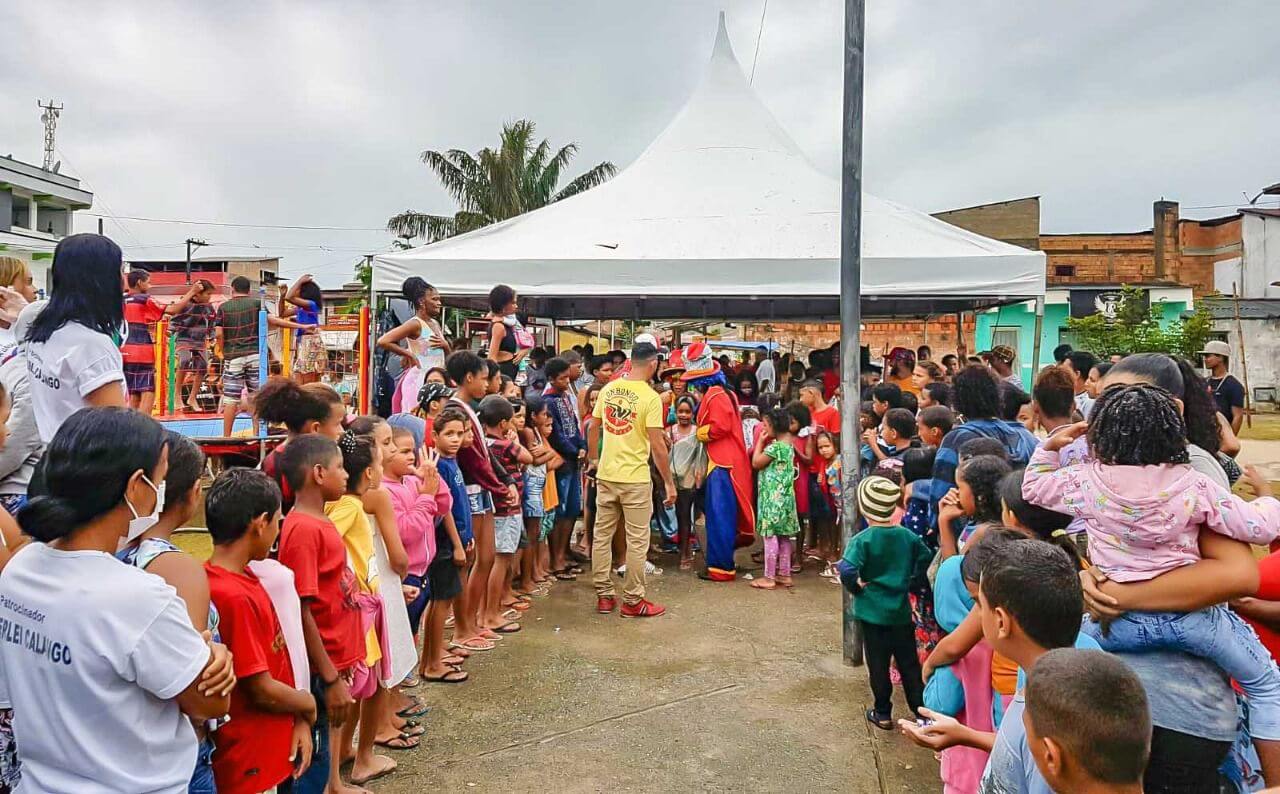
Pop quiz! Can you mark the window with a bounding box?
[991,326,1020,356]
[1054,264,1076,278]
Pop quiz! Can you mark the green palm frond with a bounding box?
[387,118,615,247]
[554,161,617,202]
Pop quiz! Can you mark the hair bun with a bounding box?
[17,495,81,543]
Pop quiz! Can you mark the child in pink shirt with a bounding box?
[383,426,451,636]
[1024,382,1280,782]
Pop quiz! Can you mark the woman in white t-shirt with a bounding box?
[0,407,234,793]
[23,233,127,444]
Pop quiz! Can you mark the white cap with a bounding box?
[634,332,658,347]
[1201,340,1230,358]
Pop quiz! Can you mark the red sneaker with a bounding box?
[596,596,617,614]
[620,599,666,619]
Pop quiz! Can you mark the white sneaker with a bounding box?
[615,561,663,577]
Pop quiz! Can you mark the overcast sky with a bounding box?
[4,1,1278,286]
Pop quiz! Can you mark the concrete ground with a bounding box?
[377,551,940,793]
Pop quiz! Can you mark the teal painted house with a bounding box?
[975,285,1195,386]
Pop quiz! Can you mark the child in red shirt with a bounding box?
[276,434,364,794]
[205,469,317,794]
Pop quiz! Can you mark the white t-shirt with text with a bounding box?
[0,542,209,793]
[25,322,125,443]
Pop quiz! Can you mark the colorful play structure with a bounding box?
[151,304,372,467]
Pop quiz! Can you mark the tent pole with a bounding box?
[368,255,377,414]
[1031,295,1045,383]
[839,0,866,667]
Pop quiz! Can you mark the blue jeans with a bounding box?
[555,461,582,519]
[188,737,216,793]
[293,675,331,794]
[1083,605,1280,739]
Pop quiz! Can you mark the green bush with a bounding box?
[1064,285,1214,359]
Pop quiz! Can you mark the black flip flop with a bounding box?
[425,669,469,684]
[866,709,893,731]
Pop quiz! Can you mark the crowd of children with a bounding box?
[813,340,1280,793]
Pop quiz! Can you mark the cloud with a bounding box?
[3,1,1277,285]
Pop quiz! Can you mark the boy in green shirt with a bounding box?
[841,475,932,730]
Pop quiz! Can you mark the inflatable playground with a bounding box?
[150,304,371,468]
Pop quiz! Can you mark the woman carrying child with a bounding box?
[750,407,801,589]
[1025,382,1280,785]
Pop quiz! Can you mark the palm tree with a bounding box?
[387,119,616,243]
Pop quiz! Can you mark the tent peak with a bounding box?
[712,11,737,65]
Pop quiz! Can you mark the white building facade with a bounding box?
[0,155,94,293]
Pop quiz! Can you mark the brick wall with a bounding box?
[742,318,977,358]
[1181,215,1242,295]
[932,197,1041,251]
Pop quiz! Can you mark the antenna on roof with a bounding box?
[38,99,63,171]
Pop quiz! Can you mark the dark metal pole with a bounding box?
[839,0,866,666]
[185,239,193,284]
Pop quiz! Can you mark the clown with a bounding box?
[680,341,755,581]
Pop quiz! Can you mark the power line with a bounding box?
[82,213,390,232]
[749,0,768,85]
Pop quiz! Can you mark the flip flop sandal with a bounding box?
[449,638,495,652]
[442,654,466,666]
[400,722,426,738]
[396,698,429,719]
[374,732,419,752]
[425,669,469,684]
[865,709,894,731]
[444,615,456,628]
[500,609,521,622]
[554,571,578,581]
[507,601,532,611]
[400,674,420,688]
[350,768,394,783]
[492,621,522,633]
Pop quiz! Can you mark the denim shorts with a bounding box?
[494,514,523,554]
[555,461,582,519]
[523,466,547,519]
[467,485,494,515]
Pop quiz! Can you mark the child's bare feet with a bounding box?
[750,577,777,590]
[679,556,693,571]
[776,575,793,588]
[350,753,396,786]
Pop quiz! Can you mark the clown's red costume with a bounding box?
[680,342,754,581]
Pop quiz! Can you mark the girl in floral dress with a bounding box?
[750,408,801,590]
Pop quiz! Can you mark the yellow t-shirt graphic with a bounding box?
[593,378,663,484]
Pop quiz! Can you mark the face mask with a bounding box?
[125,475,166,542]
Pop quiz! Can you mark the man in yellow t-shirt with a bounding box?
[587,342,676,618]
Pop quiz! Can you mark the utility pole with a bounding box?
[38,100,63,171]
[185,238,209,283]
[838,0,866,666]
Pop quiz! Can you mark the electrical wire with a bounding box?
[749,0,768,85]
[82,213,388,232]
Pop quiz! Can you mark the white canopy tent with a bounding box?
[374,13,1045,320]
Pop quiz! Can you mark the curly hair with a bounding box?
[952,364,1000,420]
[1088,383,1188,466]
[958,454,1012,524]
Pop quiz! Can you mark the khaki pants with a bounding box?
[592,479,653,604]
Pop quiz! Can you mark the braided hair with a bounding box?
[1088,383,1188,466]
[958,454,1012,525]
